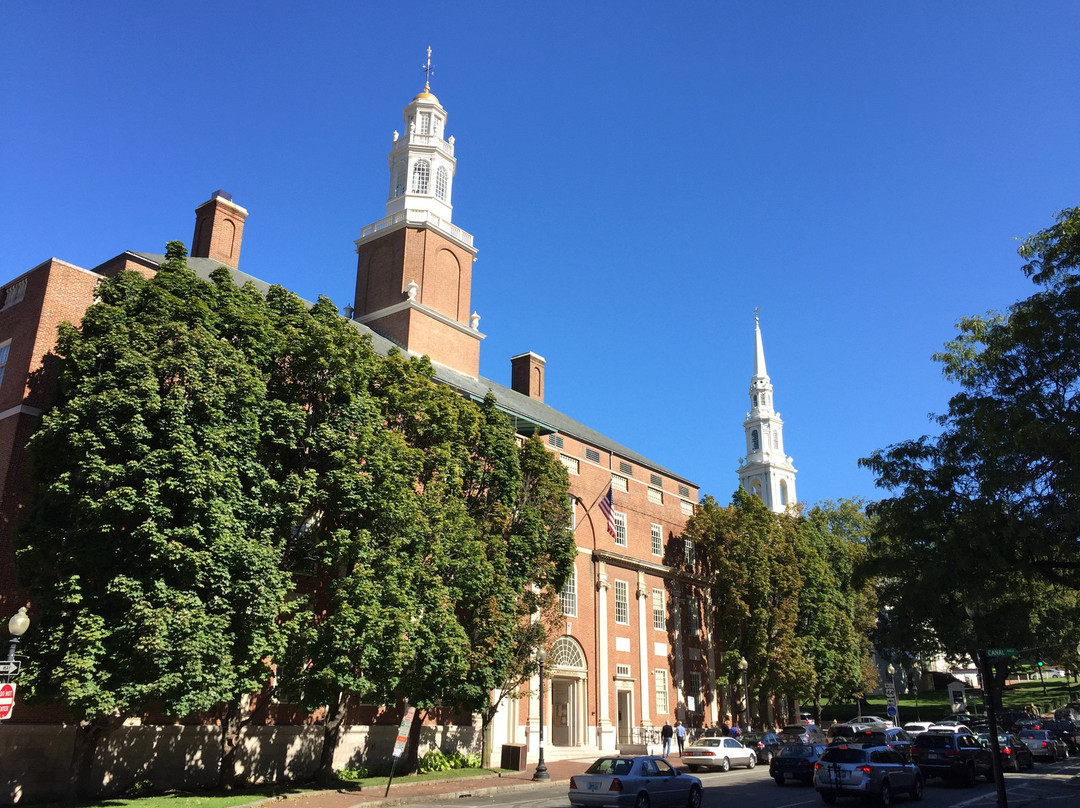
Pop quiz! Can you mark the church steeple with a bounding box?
[737,315,797,513]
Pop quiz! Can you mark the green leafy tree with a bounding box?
[861,207,1080,673]
[16,244,293,797]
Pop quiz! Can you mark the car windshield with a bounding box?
[780,744,816,757]
[821,748,867,763]
[585,758,634,775]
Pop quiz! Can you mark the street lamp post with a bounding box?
[5,607,29,684]
[533,647,549,781]
[738,657,749,731]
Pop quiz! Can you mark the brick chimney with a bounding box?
[191,190,248,267]
[511,352,545,402]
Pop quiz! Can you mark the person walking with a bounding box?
[661,720,673,758]
[674,720,687,756]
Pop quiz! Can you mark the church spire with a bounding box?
[736,314,797,513]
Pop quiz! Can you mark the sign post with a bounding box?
[384,705,416,797]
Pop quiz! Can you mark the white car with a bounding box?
[681,736,757,772]
[903,722,934,736]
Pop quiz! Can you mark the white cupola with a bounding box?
[385,49,456,223]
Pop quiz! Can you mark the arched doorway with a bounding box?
[548,636,587,747]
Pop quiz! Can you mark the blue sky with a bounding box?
[3,2,1078,508]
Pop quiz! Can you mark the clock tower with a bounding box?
[736,316,797,513]
[352,51,482,377]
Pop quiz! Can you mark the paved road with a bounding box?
[408,756,1080,808]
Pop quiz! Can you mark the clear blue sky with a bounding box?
[3,3,1078,508]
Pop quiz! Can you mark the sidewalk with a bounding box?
[260,757,595,808]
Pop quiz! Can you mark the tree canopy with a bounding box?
[860,207,1080,665]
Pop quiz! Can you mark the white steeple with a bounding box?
[385,46,457,223]
[737,314,797,513]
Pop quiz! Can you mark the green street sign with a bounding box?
[985,647,1018,658]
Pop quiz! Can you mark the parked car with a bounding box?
[681,736,757,772]
[977,732,1035,772]
[744,731,783,763]
[902,722,934,736]
[568,756,702,808]
[770,742,826,785]
[846,715,894,728]
[1042,720,1080,754]
[814,744,923,805]
[909,731,993,785]
[782,724,826,744]
[850,727,914,760]
[1016,729,1068,761]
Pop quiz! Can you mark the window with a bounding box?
[680,500,694,516]
[611,473,628,493]
[684,538,696,567]
[688,596,700,635]
[614,580,629,624]
[560,565,577,617]
[650,473,662,486]
[614,511,627,547]
[548,434,564,449]
[585,447,600,463]
[2,279,27,309]
[650,523,663,556]
[648,487,663,505]
[435,166,448,200]
[652,588,665,631]
[0,340,9,389]
[678,484,690,498]
[620,461,633,475]
[751,429,760,451]
[411,160,430,193]
[655,669,669,714]
[560,454,579,475]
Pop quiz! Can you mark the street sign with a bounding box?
[985,648,1018,658]
[0,660,21,678]
[0,682,16,720]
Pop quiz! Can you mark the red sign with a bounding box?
[392,706,416,759]
[0,682,16,720]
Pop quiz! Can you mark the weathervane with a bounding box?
[422,46,434,91]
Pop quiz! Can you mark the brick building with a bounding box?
[0,77,728,768]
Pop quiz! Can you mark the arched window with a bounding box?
[435,166,448,200]
[412,160,430,194]
[751,430,760,451]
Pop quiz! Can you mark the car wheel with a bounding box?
[686,784,702,808]
[634,792,650,808]
[909,774,923,801]
[880,780,892,807]
[774,774,785,786]
[747,753,757,769]
[962,763,976,788]
[720,757,731,772]
[821,791,838,804]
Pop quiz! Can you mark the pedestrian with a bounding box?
[675,719,687,755]
[661,720,673,758]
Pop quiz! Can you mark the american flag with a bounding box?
[598,487,616,537]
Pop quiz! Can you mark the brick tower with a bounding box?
[352,53,482,377]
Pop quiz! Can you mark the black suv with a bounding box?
[909,731,993,786]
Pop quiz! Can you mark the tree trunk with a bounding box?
[317,691,348,782]
[68,712,125,803]
[218,700,247,789]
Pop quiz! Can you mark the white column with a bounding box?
[636,572,651,729]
